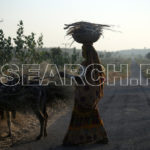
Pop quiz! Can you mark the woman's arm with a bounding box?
[59,72,83,84]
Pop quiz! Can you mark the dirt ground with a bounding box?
[1,61,150,150]
[0,101,71,150]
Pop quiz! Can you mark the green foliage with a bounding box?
[146,53,150,60]
[50,47,63,66]
[105,52,112,58]
[13,20,43,64]
[63,51,71,64]
[39,51,51,61]
[71,48,77,64]
[37,34,43,48]
[0,29,13,65]
[0,20,82,68]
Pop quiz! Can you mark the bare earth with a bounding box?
[0,102,70,150]
[1,60,150,150]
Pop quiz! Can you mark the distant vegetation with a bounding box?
[134,51,150,78]
[0,20,82,70]
[1,20,147,77]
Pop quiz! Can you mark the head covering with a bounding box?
[82,44,105,98]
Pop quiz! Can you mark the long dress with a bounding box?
[63,64,108,145]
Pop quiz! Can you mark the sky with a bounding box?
[0,0,150,51]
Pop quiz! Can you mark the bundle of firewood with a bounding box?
[64,21,110,44]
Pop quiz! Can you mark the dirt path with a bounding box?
[0,102,71,150]
[6,61,150,150]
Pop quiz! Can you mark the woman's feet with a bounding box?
[63,138,109,147]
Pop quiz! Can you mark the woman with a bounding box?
[63,44,108,146]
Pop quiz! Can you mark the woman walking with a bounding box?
[63,44,108,146]
[63,22,109,146]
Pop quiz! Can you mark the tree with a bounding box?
[146,53,150,60]
[63,51,70,64]
[105,52,112,58]
[71,48,77,64]
[13,20,44,64]
[39,51,51,62]
[50,47,63,66]
[0,29,13,65]
[99,52,104,58]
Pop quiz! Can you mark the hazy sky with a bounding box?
[0,0,150,51]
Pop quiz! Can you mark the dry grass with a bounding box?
[0,98,73,150]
